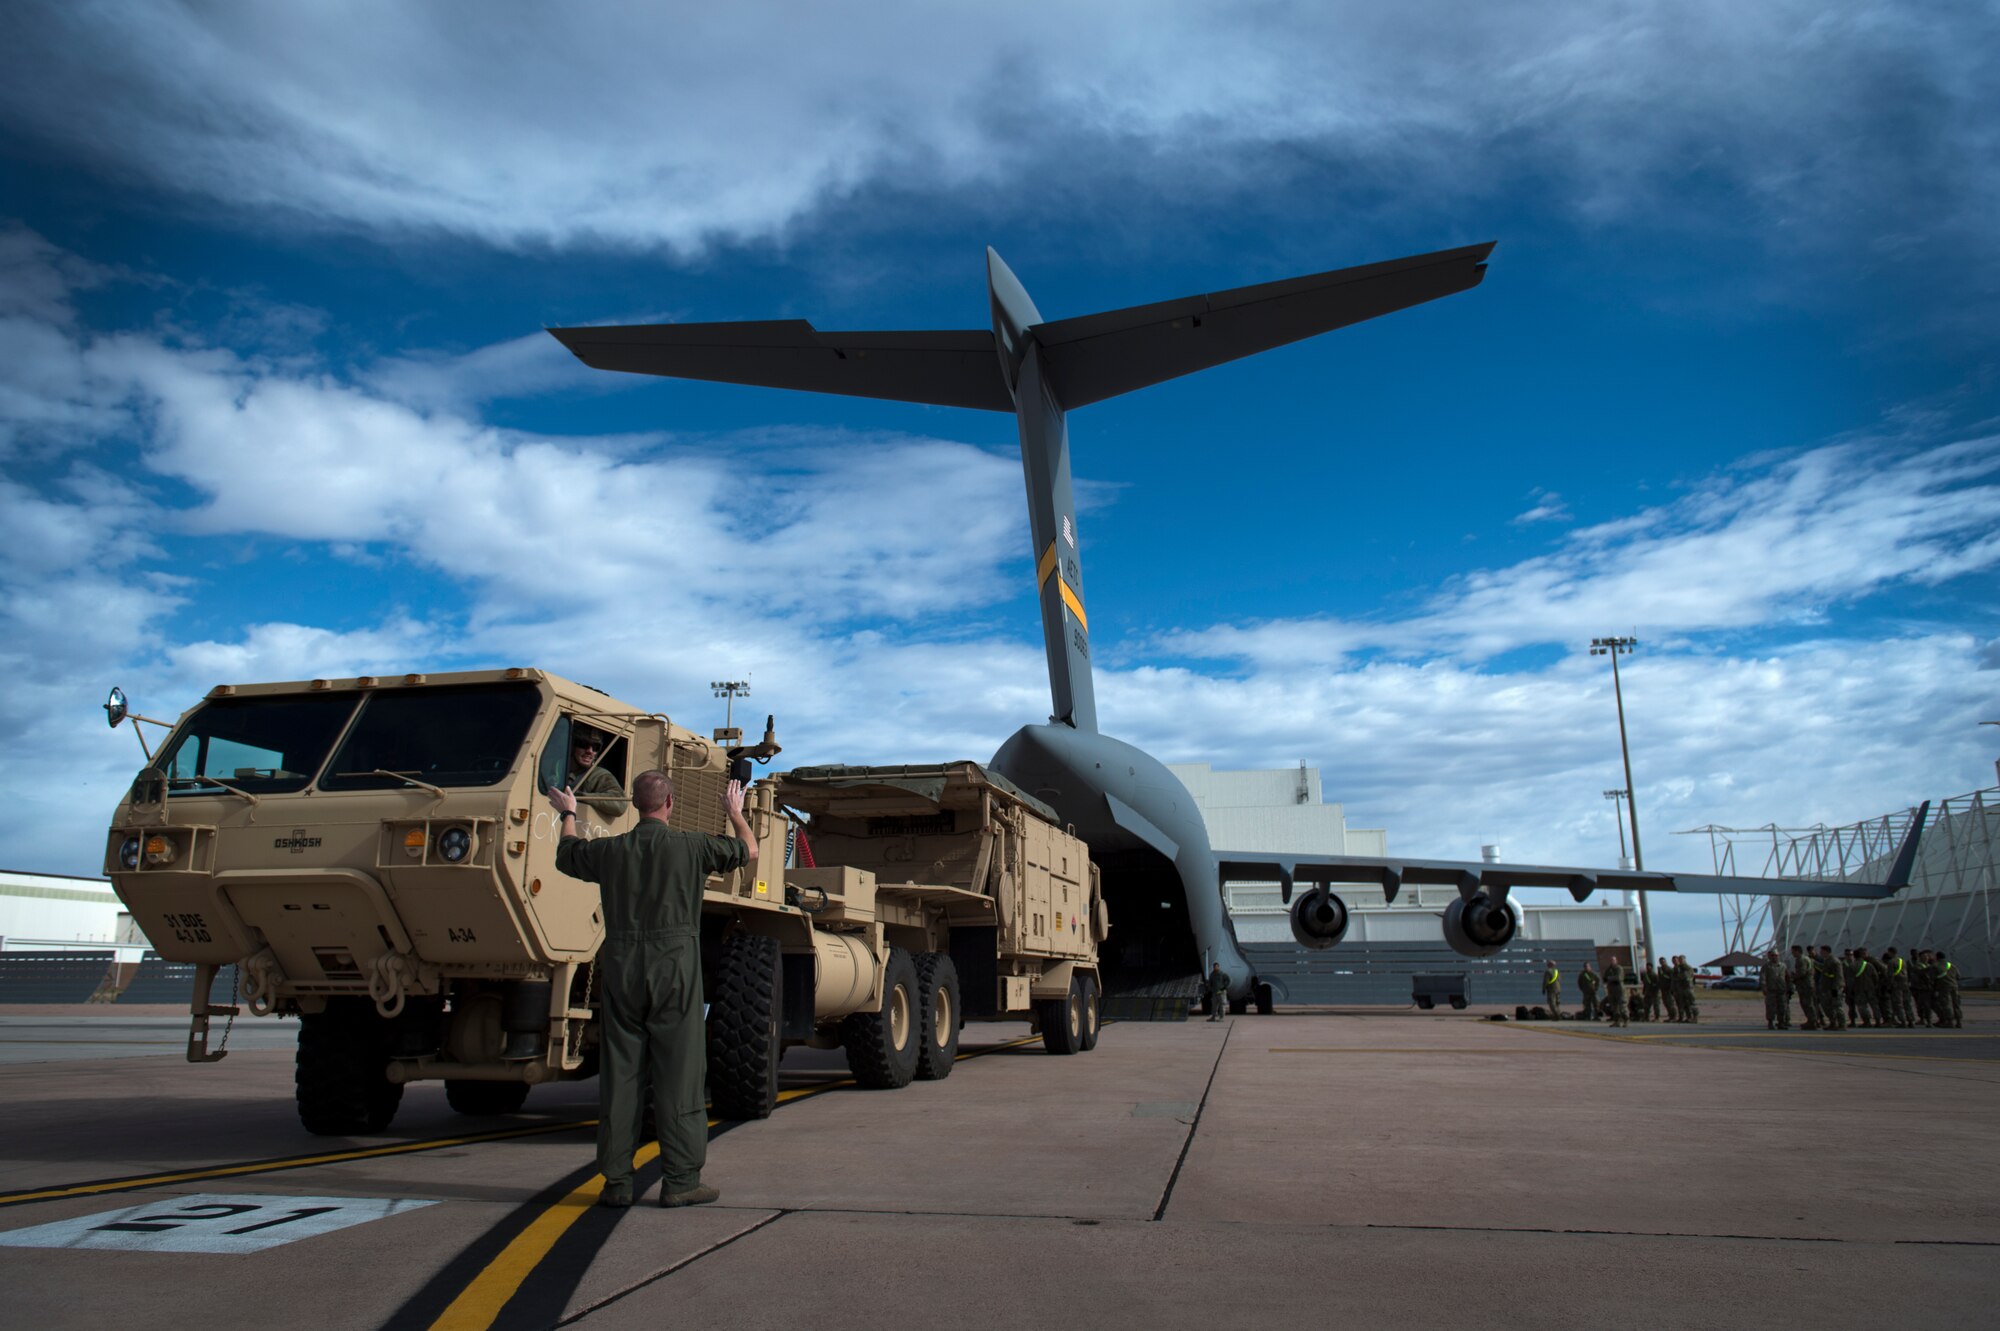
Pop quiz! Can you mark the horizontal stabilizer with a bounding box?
[1031,241,1494,409]
[548,322,1012,412]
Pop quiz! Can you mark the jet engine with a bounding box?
[1288,886,1350,951]
[1443,892,1518,958]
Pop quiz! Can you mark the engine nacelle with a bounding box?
[1288,886,1350,951]
[1443,892,1518,958]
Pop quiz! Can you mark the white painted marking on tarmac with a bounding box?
[0,1193,436,1253]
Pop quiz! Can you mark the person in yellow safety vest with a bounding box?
[1789,943,1819,1030]
[1542,961,1562,1020]
[1933,952,1963,1029]
[1850,947,1883,1027]
[1815,945,1847,1030]
[1881,947,1915,1027]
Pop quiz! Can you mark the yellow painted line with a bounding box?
[0,1118,594,1208]
[1036,541,1059,586]
[1056,578,1088,631]
[428,1141,661,1331]
[430,1035,1041,1330]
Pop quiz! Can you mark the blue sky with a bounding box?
[3,2,1996,960]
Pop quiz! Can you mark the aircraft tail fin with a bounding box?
[1029,242,1493,409]
[1885,801,1930,891]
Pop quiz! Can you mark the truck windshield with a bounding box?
[319,683,542,791]
[161,693,361,796]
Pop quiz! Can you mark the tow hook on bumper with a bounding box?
[186,962,239,1063]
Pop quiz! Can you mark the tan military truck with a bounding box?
[102,669,1105,1136]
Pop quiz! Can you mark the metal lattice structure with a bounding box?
[1682,787,1999,983]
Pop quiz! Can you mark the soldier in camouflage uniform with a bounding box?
[1881,947,1915,1028]
[1850,947,1884,1028]
[1840,950,1861,1026]
[1759,949,1790,1029]
[1913,950,1937,1027]
[1641,962,1662,1022]
[1933,952,1963,1029]
[1815,945,1847,1030]
[1603,959,1629,1027]
[1656,957,1680,1022]
[1578,962,1600,1021]
[1674,955,1700,1024]
[1542,960,1562,1019]
[1789,944,1818,1030]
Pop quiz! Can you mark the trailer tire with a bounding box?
[1079,973,1101,1051]
[445,1080,530,1116]
[709,933,784,1119]
[843,946,920,1089]
[913,953,961,1081]
[296,997,404,1136]
[1039,974,1085,1056]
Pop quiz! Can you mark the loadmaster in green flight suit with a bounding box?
[554,770,757,1209]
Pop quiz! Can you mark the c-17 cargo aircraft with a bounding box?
[550,242,1928,1010]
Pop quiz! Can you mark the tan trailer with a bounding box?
[101,669,1103,1135]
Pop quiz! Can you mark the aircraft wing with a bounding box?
[1215,801,1929,904]
[1029,241,1495,409]
[547,321,1013,412]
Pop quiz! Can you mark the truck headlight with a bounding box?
[435,826,473,863]
[118,836,141,870]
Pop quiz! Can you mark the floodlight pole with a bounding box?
[1592,637,1653,966]
[711,679,751,734]
[1603,788,1630,869]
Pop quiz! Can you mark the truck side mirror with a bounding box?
[105,686,128,729]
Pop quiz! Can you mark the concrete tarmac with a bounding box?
[0,1000,1993,1330]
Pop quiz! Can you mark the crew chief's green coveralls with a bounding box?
[557,821,747,1192]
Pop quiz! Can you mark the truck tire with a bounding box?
[709,933,783,1119]
[444,1080,531,1116]
[296,997,404,1136]
[843,946,920,1089]
[1254,981,1274,1016]
[914,952,961,1081]
[1039,974,1084,1055]
[1079,972,1101,1051]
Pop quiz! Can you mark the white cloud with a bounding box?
[0,2,1990,267]
[360,331,619,414]
[1166,433,2000,665]
[1511,488,1569,524]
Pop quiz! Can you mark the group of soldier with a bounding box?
[1541,956,1704,1028]
[1537,947,1967,1032]
[1755,944,1965,1031]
